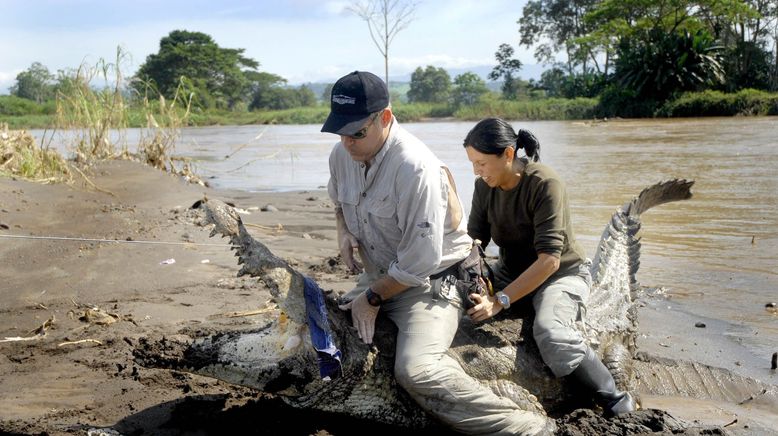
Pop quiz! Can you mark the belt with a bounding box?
[429,259,463,280]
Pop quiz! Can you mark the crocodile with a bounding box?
[134,179,778,434]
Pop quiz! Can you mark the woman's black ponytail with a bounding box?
[517,129,540,162]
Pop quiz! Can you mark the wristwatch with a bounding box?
[365,288,383,306]
[495,291,511,310]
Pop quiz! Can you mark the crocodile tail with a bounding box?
[589,179,694,293]
[624,179,695,218]
[586,179,694,393]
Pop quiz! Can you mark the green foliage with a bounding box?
[407,66,451,103]
[0,115,55,129]
[10,62,56,104]
[658,89,778,116]
[0,95,46,116]
[538,68,607,98]
[390,103,453,121]
[490,44,524,99]
[719,40,774,92]
[519,0,603,75]
[247,71,317,111]
[452,73,489,107]
[134,30,259,110]
[615,29,725,101]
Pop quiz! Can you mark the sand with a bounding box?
[1,160,775,435]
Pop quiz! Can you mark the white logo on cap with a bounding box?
[332,94,356,105]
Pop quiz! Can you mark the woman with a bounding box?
[463,117,635,416]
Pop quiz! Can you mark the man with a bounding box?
[322,71,553,435]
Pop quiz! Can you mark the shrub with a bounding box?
[453,97,597,121]
[0,95,44,116]
[659,89,778,117]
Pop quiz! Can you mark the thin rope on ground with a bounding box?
[0,233,228,247]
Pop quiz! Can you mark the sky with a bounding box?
[0,0,539,94]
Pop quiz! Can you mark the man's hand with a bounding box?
[338,231,363,274]
[338,291,379,344]
[466,293,502,322]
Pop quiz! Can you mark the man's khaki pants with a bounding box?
[346,272,549,435]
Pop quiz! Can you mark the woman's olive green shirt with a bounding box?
[467,161,586,285]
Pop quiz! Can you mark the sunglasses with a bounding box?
[348,112,381,139]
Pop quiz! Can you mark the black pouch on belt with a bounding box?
[430,240,494,309]
[454,240,494,310]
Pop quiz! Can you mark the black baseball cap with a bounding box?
[321,71,389,135]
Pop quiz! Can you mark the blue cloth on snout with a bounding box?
[302,276,342,380]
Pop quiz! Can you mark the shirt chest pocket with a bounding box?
[367,195,399,237]
[338,190,360,235]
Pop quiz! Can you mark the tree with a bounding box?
[518,0,604,76]
[699,0,777,90]
[489,44,524,99]
[720,40,773,91]
[451,72,489,106]
[349,0,419,85]
[248,71,288,110]
[134,30,259,109]
[537,67,567,97]
[10,62,55,104]
[247,72,317,110]
[407,66,451,103]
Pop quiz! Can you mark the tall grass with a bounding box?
[51,47,201,183]
[55,49,129,162]
[134,78,193,170]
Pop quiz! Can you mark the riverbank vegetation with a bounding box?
[2,0,777,130]
[0,48,206,186]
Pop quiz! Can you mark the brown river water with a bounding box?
[36,116,778,385]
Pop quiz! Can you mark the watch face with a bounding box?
[498,293,509,306]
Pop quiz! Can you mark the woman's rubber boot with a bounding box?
[570,347,636,416]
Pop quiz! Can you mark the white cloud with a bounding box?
[0,71,20,93]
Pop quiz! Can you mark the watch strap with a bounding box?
[365,288,382,306]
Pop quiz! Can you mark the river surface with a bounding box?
[34,117,778,383]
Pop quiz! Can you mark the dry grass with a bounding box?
[55,49,129,162]
[134,78,204,185]
[50,46,204,186]
[0,124,70,183]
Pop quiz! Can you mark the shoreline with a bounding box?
[1,160,776,435]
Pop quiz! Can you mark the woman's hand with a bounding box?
[466,293,502,322]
